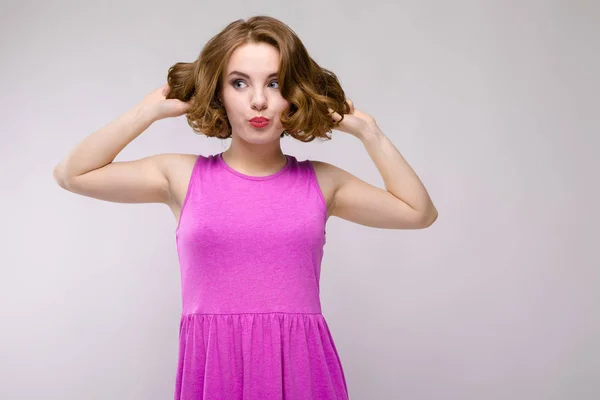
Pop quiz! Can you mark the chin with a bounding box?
[242,135,280,144]
[239,128,283,143]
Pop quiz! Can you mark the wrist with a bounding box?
[359,125,384,142]
[133,102,159,124]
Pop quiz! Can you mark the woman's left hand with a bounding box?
[329,100,379,140]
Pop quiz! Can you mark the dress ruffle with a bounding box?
[174,312,349,400]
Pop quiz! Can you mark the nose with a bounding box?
[250,90,267,111]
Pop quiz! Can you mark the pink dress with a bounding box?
[174,152,349,399]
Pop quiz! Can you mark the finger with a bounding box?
[328,107,342,122]
[347,99,355,113]
[161,82,170,96]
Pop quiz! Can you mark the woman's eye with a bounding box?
[232,79,279,89]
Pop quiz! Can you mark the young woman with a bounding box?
[54,15,437,400]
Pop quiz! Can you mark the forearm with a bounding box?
[54,103,155,181]
[359,127,437,216]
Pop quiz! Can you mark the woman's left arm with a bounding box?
[323,102,438,229]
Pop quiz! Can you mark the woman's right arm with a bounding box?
[53,83,191,205]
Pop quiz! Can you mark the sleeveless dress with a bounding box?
[174,152,349,400]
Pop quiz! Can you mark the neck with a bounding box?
[222,138,287,176]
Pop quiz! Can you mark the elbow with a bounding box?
[53,163,69,189]
[419,208,438,228]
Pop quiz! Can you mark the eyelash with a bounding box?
[231,79,279,89]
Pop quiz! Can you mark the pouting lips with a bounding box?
[249,117,270,123]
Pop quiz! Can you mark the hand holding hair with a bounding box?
[140,82,192,122]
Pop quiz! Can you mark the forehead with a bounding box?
[225,42,280,75]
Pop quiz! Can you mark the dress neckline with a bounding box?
[217,152,291,181]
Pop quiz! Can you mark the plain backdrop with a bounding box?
[1,1,598,399]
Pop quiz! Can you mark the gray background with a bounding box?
[1,0,598,399]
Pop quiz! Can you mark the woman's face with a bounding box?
[220,42,290,143]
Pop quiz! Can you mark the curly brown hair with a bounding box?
[165,15,351,142]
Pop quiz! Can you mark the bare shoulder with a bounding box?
[308,160,346,216]
[310,159,379,221]
[160,153,200,207]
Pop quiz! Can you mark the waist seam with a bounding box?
[182,311,323,317]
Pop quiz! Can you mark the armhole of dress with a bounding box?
[176,155,203,233]
[305,160,328,220]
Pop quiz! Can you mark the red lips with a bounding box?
[249,116,269,123]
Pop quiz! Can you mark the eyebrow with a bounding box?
[227,70,278,79]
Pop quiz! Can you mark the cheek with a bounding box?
[223,98,245,120]
[274,98,291,119]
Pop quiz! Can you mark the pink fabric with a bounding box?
[174,152,349,399]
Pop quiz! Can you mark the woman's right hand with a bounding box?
[141,82,192,122]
